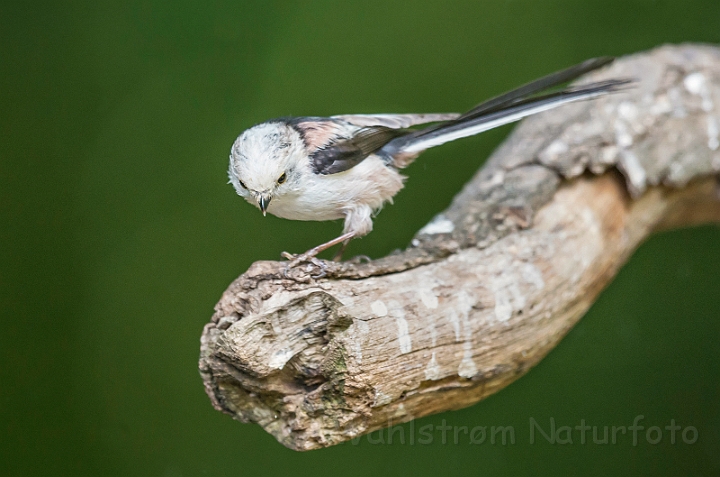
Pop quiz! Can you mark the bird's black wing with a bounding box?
[331,113,459,128]
[289,118,409,175]
[310,126,409,175]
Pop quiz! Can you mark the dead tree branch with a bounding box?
[199,44,720,451]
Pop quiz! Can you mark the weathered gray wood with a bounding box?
[199,44,720,451]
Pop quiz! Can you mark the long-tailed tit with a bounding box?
[228,57,630,266]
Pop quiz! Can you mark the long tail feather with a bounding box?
[389,78,631,155]
[453,57,616,121]
[415,57,617,140]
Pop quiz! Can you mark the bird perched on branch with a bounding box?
[228,57,630,270]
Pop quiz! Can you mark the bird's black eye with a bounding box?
[277,172,287,184]
[238,179,247,189]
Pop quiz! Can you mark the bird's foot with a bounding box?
[280,232,356,279]
[281,251,329,279]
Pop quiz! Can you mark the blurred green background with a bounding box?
[2,0,720,475]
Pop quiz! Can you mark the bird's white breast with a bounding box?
[267,155,405,222]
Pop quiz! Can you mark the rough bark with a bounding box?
[199,44,720,451]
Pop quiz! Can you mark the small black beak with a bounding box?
[258,196,270,216]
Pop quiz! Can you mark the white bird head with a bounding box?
[228,122,306,215]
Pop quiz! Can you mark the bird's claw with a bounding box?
[281,252,329,279]
[347,254,372,264]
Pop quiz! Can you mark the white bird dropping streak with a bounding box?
[455,290,477,378]
[388,300,412,354]
[370,300,388,317]
[425,352,441,381]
